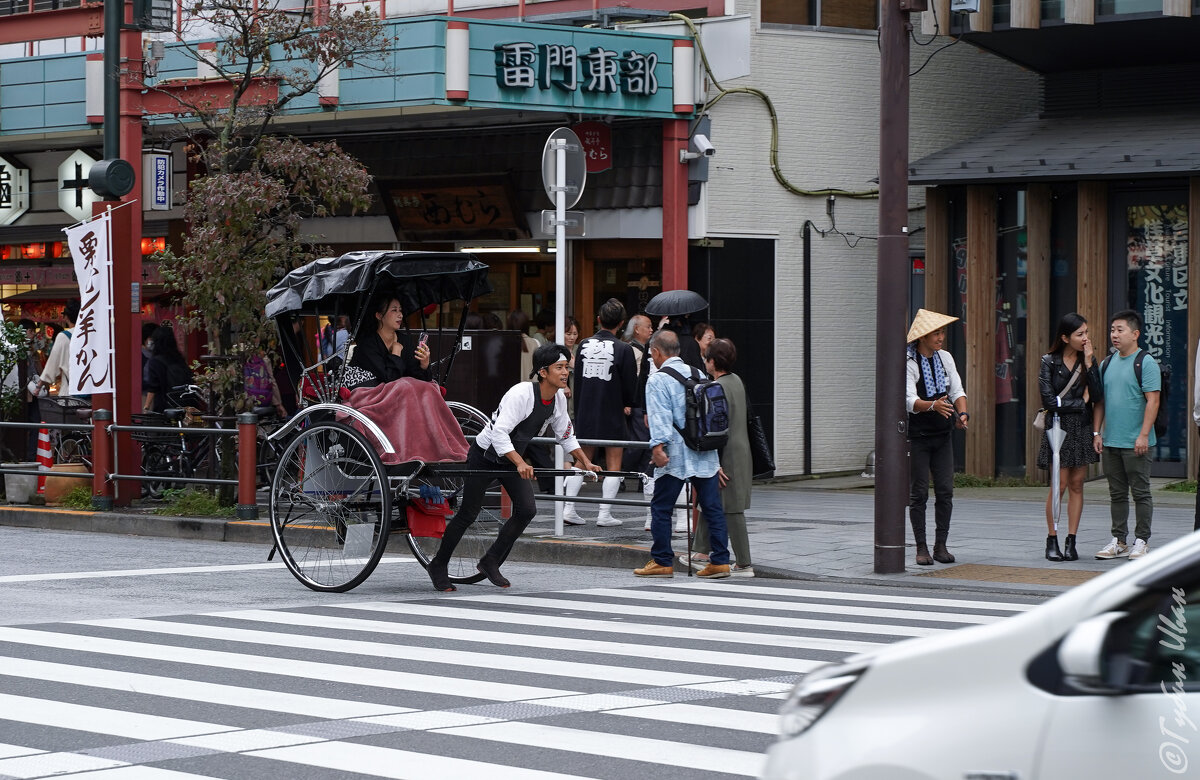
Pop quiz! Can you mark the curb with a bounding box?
[0,505,1063,597]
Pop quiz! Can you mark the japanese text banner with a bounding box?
[64,212,114,394]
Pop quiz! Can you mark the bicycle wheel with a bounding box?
[269,420,391,592]
[140,443,177,499]
[405,403,502,585]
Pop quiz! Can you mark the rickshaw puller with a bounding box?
[428,344,601,592]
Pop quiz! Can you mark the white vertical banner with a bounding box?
[64,211,115,395]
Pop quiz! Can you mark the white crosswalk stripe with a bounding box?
[0,581,1038,780]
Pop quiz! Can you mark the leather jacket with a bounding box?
[1038,352,1102,414]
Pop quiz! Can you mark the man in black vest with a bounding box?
[906,309,969,567]
[426,344,600,591]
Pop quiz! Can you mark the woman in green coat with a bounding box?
[689,338,754,576]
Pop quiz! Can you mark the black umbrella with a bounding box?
[644,290,708,317]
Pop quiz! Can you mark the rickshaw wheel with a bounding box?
[404,403,501,584]
[270,420,392,592]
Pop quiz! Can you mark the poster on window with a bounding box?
[1127,204,1187,462]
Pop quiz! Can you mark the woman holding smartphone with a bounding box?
[343,296,432,389]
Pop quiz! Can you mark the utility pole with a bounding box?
[874,0,920,574]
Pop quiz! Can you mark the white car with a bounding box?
[761,532,1200,780]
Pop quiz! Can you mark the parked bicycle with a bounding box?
[37,395,92,467]
[133,385,222,499]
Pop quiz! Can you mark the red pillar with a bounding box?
[661,118,689,291]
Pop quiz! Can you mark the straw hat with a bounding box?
[906,309,959,343]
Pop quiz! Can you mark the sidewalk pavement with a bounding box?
[1,474,1195,596]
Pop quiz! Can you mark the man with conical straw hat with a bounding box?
[905,309,969,567]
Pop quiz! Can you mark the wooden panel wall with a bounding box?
[1066,0,1095,24]
[966,186,997,477]
[924,188,950,314]
[922,0,951,35]
[971,0,994,32]
[1190,177,1199,478]
[1076,182,1109,338]
[1164,0,1192,18]
[1012,0,1041,28]
[1025,184,1052,479]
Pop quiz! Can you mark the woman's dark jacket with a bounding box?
[1038,352,1102,414]
[347,330,431,387]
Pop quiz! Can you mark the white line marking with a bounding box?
[438,721,765,777]
[574,588,1006,624]
[170,729,323,753]
[218,608,821,674]
[249,741,585,780]
[0,752,126,779]
[0,692,234,741]
[332,602,887,654]
[49,768,221,779]
[0,656,408,719]
[0,557,415,584]
[0,627,575,702]
[607,702,780,734]
[80,618,725,688]
[0,743,45,760]
[447,595,945,638]
[656,581,1038,611]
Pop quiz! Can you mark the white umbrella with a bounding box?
[1046,413,1068,532]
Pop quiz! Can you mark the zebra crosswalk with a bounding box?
[0,580,1039,780]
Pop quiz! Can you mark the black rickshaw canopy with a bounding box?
[265,251,492,319]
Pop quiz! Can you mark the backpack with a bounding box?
[1100,349,1169,437]
[661,366,730,452]
[243,355,275,405]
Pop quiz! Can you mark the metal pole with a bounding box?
[553,138,567,536]
[103,0,120,161]
[874,0,912,574]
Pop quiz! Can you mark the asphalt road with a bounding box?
[0,528,1050,779]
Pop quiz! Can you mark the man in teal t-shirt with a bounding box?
[1093,309,1161,561]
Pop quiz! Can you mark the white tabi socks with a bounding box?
[596,476,623,526]
[562,473,584,525]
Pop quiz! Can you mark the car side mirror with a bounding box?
[1058,611,1129,695]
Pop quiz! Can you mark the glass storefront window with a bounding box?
[1041,0,1066,21]
[1048,187,1078,339]
[994,188,1028,478]
[1098,0,1163,14]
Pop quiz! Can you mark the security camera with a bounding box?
[679,133,716,163]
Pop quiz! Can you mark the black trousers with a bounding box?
[434,446,537,567]
[622,407,651,475]
[909,433,955,546]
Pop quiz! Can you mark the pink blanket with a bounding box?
[343,379,469,465]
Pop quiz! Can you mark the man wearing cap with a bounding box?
[906,309,969,566]
[425,343,601,592]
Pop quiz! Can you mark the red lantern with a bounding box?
[21,243,45,260]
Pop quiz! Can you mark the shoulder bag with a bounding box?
[744,391,774,478]
[1032,361,1082,432]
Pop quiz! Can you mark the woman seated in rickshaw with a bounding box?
[341,296,432,388]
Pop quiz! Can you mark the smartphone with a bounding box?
[418,332,429,349]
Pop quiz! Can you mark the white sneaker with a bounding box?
[730,564,755,578]
[1095,537,1129,559]
[596,516,623,527]
[1129,538,1149,560]
[562,509,585,526]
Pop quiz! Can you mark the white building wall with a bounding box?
[706,1,1041,475]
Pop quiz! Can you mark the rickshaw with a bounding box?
[264,250,514,592]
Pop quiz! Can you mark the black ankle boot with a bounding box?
[477,557,511,588]
[915,543,933,566]
[1062,534,1078,561]
[427,560,456,592]
[932,542,955,564]
[1045,535,1064,562]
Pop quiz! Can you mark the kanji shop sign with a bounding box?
[384,176,527,240]
[59,150,101,223]
[63,210,114,394]
[573,121,613,174]
[495,42,659,97]
[0,155,30,226]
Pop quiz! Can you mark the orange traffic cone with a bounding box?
[35,427,52,494]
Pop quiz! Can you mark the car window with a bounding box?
[1112,583,1200,691]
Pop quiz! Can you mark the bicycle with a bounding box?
[37,395,93,468]
[134,385,222,498]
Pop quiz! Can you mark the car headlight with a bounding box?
[778,661,867,739]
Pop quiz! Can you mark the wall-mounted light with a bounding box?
[141,237,167,255]
[0,246,11,261]
[49,241,64,258]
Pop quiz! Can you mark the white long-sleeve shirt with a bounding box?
[905,348,966,413]
[39,331,72,397]
[476,381,580,459]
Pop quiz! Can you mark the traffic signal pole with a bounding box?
[874,0,916,574]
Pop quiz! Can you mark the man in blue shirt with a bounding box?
[634,329,731,579]
[1093,309,1161,561]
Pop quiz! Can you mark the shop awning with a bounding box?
[910,111,1200,186]
[0,285,170,303]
